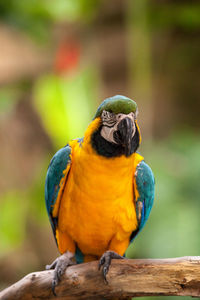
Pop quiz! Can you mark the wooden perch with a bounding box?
[1,256,200,300]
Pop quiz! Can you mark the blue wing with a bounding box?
[45,145,72,242]
[130,160,155,242]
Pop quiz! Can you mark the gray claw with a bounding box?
[103,266,109,284]
[98,250,124,283]
[52,279,57,296]
[46,251,76,296]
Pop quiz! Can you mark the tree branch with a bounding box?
[1,256,200,300]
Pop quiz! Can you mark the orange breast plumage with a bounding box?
[57,119,143,257]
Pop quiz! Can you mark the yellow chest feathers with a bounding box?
[58,145,143,254]
[58,119,143,255]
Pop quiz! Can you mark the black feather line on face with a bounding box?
[91,123,140,158]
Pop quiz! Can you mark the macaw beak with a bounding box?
[114,117,134,156]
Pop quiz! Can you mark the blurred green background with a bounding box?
[0,1,199,299]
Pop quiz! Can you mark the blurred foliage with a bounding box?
[128,0,200,33]
[0,191,27,254]
[0,87,19,116]
[0,0,100,40]
[0,160,47,256]
[149,3,200,30]
[33,68,98,148]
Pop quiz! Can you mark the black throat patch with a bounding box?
[91,124,140,158]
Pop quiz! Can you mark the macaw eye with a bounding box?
[102,110,107,118]
[117,114,123,120]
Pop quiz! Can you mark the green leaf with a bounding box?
[33,69,98,148]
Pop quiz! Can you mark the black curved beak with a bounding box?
[113,117,134,156]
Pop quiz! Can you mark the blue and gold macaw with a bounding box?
[45,95,155,293]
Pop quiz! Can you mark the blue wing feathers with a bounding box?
[130,160,155,242]
[45,145,72,237]
[136,161,155,228]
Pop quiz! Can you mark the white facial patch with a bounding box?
[100,111,136,144]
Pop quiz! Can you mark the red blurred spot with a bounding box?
[55,41,80,74]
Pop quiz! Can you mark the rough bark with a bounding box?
[1,256,200,300]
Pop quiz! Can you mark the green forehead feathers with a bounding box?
[95,95,137,118]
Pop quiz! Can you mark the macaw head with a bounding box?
[91,95,141,157]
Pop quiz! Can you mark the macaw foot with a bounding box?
[98,250,124,284]
[46,251,76,296]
